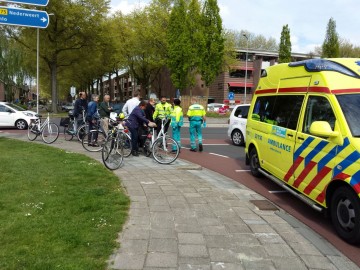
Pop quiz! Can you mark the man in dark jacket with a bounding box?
[126,100,156,156]
[73,92,87,132]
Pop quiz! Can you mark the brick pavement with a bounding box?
[1,131,359,270]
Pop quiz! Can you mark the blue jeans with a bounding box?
[189,121,202,149]
[172,125,181,150]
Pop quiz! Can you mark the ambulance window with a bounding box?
[252,96,277,124]
[303,96,336,134]
[337,94,360,137]
[272,95,304,130]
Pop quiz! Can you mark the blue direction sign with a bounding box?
[1,0,49,6]
[228,91,235,100]
[0,6,49,28]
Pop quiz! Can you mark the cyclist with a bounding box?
[126,100,156,156]
[170,98,183,153]
[98,94,113,134]
[153,96,172,135]
[187,97,206,152]
[86,94,100,146]
[73,92,87,133]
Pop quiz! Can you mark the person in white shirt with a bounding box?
[122,92,141,116]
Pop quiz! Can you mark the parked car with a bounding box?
[227,104,250,146]
[61,103,74,111]
[207,103,224,112]
[0,102,39,130]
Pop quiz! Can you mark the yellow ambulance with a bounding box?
[245,58,360,244]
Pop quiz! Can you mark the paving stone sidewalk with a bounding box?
[1,132,359,270]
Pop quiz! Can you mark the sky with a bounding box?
[109,0,360,53]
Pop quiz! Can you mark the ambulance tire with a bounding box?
[249,148,262,178]
[331,186,360,244]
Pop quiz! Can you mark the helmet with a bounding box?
[119,112,125,119]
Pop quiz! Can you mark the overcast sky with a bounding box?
[110,0,360,53]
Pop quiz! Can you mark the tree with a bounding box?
[7,0,110,112]
[167,0,194,91]
[199,0,225,87]
[322,17,340,58]
[278,24,292,63]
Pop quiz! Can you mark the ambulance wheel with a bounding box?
[231,129,244,146]
[331,186,360,244]
[249,148,262,178]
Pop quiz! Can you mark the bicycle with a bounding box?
[27,113,60,144]
[64,110,88,141]
[101,121,130,170]
[143,117,180,164]
[82,117,132,156]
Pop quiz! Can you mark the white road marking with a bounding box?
[268,190,288,194]
[203,144,230,146]
[209,153,229,158]
[235,170,251,172]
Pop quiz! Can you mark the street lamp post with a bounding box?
[243,34,249,104]
[36,28,39,115]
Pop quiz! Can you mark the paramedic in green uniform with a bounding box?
[187,97,206,152]
[170,98,183,152]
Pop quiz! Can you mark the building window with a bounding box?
[229,69,252,78]
[229,86,251,94]
[236,52,254,61]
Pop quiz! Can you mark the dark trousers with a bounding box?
[87,120,98,143]
[129,126,139,152]
[156,118,170,135]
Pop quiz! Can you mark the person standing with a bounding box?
[153,96,172,135]
[86,94,100,146]
[73,92,87,133]
[122,92,140,116]
[98,94,113,133]
[187,97,206,152]
[170,98,183,153]
[126,100,156,156]
[144,98,156,121]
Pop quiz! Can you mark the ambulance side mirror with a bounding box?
[310,121,343,145]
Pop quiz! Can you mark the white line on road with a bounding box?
[203,144,230,146]
[209,153,229,158]
[269,190,288,194]
[235,170,251,172]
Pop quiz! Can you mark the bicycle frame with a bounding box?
[148,118,170,149]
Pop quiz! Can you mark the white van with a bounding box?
[227,104,250,146]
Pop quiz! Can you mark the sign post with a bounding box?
[0,6,49,28]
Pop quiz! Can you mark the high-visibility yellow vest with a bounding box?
[153,102,172,120]
[187,104,206,121]
[170,105,183,127]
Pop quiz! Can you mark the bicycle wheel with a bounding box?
[102,137,124,170]
[64,121,75,141]
[119,132,132,157]
[143,137,152,157]
[77,124,87,141]
[27,122,39,141]
[152,136,179,164]
[82,130,107,152]
[42,123,59,144]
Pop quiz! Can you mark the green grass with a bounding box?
[0,138,130,270]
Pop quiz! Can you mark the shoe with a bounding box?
[92,143,99,147]
[132,151,139,156]
[171,150,177,154]
[88,142,93,146]
[199,143,203,152]
[190,148,197,152]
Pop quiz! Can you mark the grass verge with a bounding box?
[0,138,130,270]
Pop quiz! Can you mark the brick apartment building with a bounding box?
[101,49,313,103]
